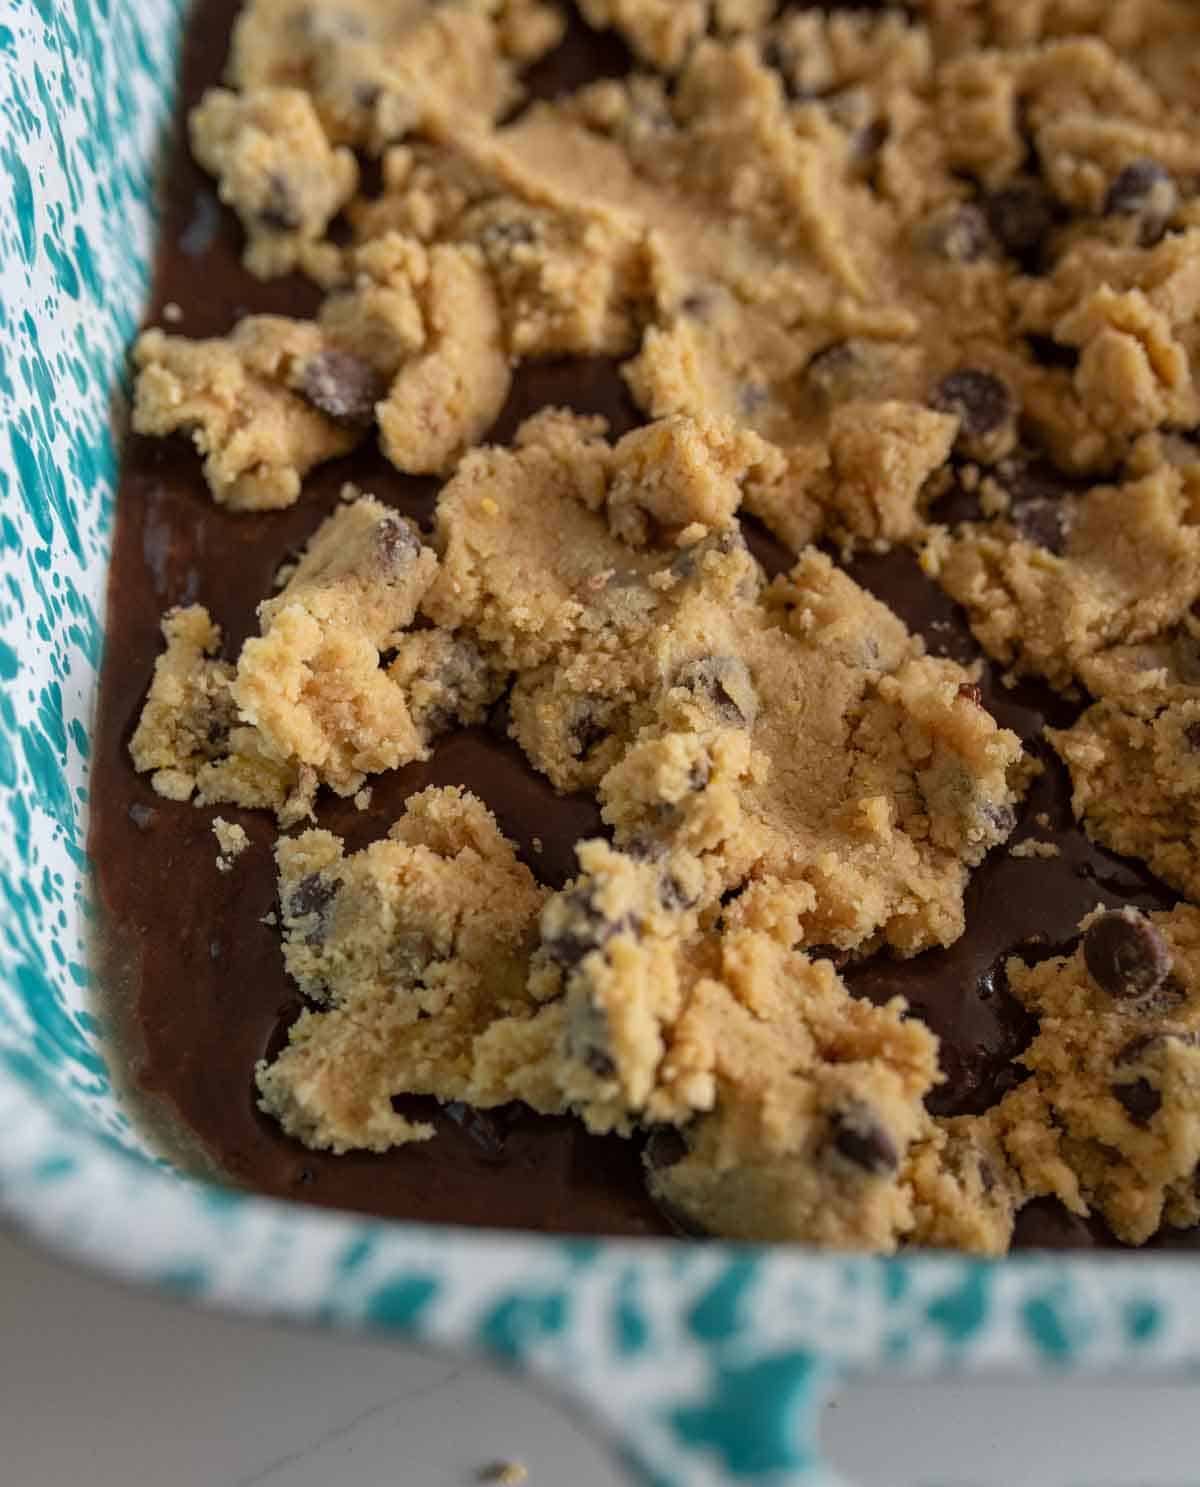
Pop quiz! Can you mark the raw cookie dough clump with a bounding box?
[258,787,552,1152]
[992,906,1200,1244]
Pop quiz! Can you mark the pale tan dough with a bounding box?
[189,86,358,281]
[234,496,438,795]
[1049,699,1200,902]
[228,0,564,153]
[131,320,361,512]
[990,905,1200,1245]
[427,411,1027,958]
[129,495,503,816]
[257,786,552,1152]
[924,462,1200,691]
[128,605,306,818]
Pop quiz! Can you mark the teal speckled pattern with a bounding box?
[2,5,1200,1484]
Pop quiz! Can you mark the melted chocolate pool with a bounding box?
[89,0,1197,1250]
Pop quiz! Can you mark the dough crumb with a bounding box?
[1009,839,1060,859]
[477,1464,528,1486]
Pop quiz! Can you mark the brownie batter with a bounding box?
[89,0,1198,1250]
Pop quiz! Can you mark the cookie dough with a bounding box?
[130,493,503,814]
[258,786,552,1151]
[990,905,1200,1244]
[1049,699,1200,902]
[127,0,1200,1253]
[228,0,564,153]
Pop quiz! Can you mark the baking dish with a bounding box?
[2,4,1200,1484]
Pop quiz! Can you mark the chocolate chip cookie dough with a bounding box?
[106,0,1200,1254]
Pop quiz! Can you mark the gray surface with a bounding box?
[1,1224,1198,1487]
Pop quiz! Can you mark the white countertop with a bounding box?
[1,1223,1197,1487]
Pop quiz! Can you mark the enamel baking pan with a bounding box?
[2,6,1199,1484]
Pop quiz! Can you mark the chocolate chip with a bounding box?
[300,351,385,427]
[1026,334,1079,371]
[830,1104,899,1175]
[643,1125,689,1172]
[922,204,993,263]
[659,872,698,911]
[1116,1030,1199,1065]
[584,1047,617,1078]
[932,368,1013,441]
[445,1101,509,1160]
[543,887,633,970]
[984,800,1017,836]
[258,173,302,233]
[287,872,337,921]
[853,118,888,163]
[982,180,1058,263]
[806,943,850,969]
[1104,159,1176,218]
[957,682,985,708]
[1111,1077,1163,1127]
[1083,911,1173,999]
[479,217,538,257]
[375,513,421,569]
[675,655,758,728]
[805,339,865,402]
[568,706,608,759]
[760,38,806,101]
[1011,496,1073,556]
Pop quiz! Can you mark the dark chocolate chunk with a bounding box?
[1104,159,1175,218]
[805,339,863,402]
[659,872,698,911]
[568,706,608,759]
[760,38,806,101]
[643,1124,689,1172]
[1083,911,1173,999]
[445,1101,510,1160]
[1111,1077,1163,1127]
[922,204,993,263]
[584,1047,617,1078]
[1116,1030,1199,1065]
[1104,159,1177,247]
[1011,497,1073,555]
[675,655,758,727]
[932,369,1014,441]
[286,871,338,922]
[1026,333,1079,371]
[982,180,1057,262]
[375,512,422,569]
[300,350,385,427]
[543,886,632,970]
[258,173,302,233]
[830,1104,900,1175]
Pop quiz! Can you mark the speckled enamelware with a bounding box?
[2,5,1199,1483]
